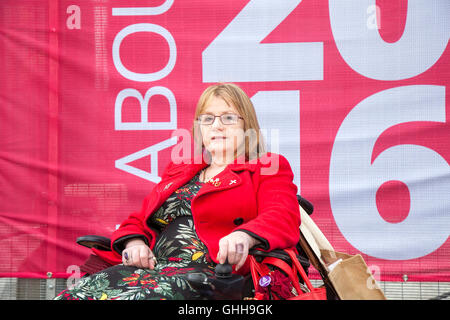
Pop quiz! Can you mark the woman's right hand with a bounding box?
[122,238,157,269]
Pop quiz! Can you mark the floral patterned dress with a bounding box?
[55,172,216,300]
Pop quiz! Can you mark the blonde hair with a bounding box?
[192,83,266,161]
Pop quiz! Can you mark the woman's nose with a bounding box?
[211,116,224,129]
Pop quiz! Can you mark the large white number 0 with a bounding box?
[329,0,449,80]
[202,0,323,82]
[329,85,450,260]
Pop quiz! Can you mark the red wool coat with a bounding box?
[93,152,300,275]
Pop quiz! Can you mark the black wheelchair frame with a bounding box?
[76,195,315,300]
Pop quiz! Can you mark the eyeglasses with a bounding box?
[197,113,243,125]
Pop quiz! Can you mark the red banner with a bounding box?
[0,0,449,282]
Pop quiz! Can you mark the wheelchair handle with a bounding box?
[214,261,233,279]
[186,260,245,300]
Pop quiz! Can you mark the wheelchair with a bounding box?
[75,195,317,300]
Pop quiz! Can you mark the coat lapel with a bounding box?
[157,153,258,200]
[195,169,241,197]
[158,162,205,197]
[195,154,257,197]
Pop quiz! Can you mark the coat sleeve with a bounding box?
[233,154,301,251]
[110,195,156,254]
[110,161,174,254]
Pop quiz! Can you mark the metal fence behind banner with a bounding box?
[0,278,449,300]
[0,278,66,300]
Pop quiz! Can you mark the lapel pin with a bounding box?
[212,178,221,187]
[163,182,173,190]
[207,177,221,187]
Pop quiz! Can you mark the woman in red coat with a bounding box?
[56,83,300,300]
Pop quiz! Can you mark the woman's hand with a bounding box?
[217,231,260,271]
[122,238,157,269]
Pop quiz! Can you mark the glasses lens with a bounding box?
[199,115,214,124]
[221,114,238,125]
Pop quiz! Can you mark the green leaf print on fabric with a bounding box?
[55,172,214,300]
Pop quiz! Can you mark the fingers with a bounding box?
[139,246,150,269]
[122,245,156,269]
[217,232,253,271]
[217,238,229,265]
[235,242,249,271]
[122,250,129,265]
[148,253,157,269]
[227,239,242,267]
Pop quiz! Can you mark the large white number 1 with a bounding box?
[202,0,323,82]
[329,85,450,260]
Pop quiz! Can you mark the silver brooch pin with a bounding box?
[163,182,173,190]
[229,180,237,185]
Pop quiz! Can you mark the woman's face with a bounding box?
[200,96,245,162]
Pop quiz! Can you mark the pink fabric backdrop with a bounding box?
[0,0,449,281]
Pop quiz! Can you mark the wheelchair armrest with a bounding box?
[297,195,314,215]
[76,235,112,251]
[249,248,310,272]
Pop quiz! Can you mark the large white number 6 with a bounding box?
[329,85,450,260]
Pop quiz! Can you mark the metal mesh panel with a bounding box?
[0,278,67,300]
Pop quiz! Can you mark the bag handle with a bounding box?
[284,248,315,292]
[261,256,302,294]
[249,248,315,295]
[262,249,316,293]
[249,255,271,288]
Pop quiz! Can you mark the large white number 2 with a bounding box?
[329,85,450,260]
[202,0,323,82]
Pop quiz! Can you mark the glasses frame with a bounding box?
[197,113,244,126]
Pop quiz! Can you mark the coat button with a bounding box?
[233,217,244,226]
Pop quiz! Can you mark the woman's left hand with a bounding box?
[217,231,260,271]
